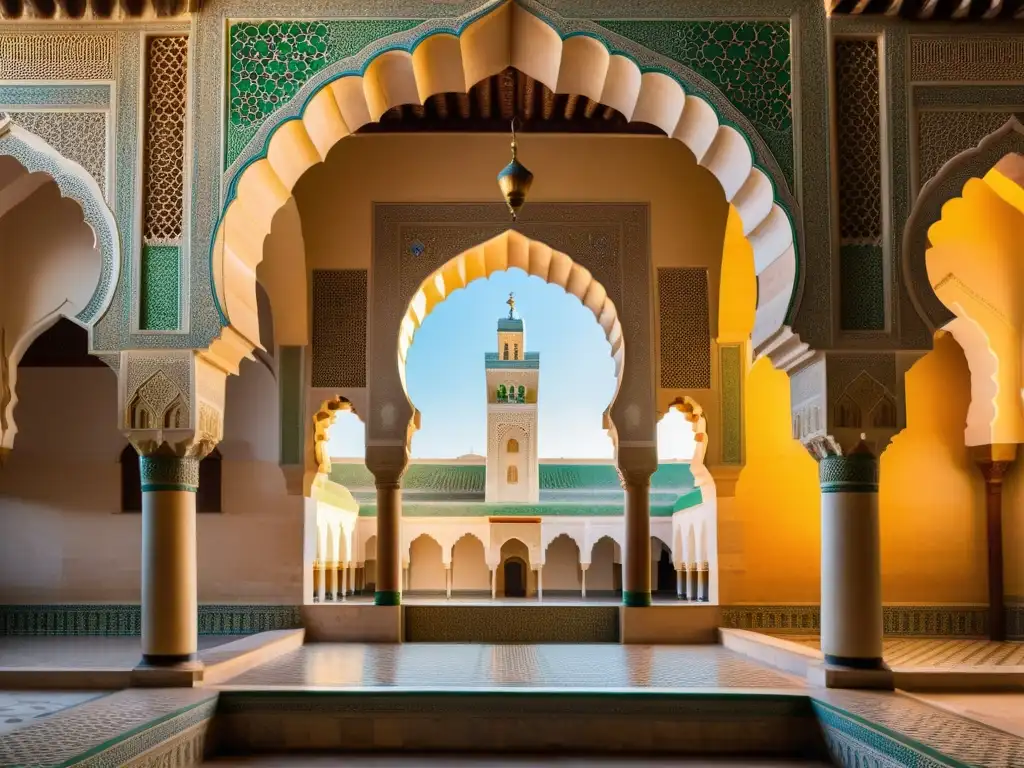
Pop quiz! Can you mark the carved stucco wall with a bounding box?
[369,203,654,446]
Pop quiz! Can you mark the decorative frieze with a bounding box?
[657,268,710,390]
[143,35,188,246]
[0,604,302,636]
[0,32,115,80]
[720,605,996,637]
[910,35,1024,82]
[917,110,1016,188]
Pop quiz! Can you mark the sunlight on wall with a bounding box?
[717,205,757,343]
[880,333,987,603]
[657,408,697,461]
[724,357,820,604]
[327,409,365,459]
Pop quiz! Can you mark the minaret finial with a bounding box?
[506,292,516,319]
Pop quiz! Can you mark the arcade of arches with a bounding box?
[2,0,1024,682]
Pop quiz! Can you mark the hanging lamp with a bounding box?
[497,118,533,221]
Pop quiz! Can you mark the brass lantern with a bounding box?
[497,118,533,221]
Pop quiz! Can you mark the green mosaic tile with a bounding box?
[227,19,424,164]
[839,243,885,332]
[596,20,793,185]
[139,245,180,331]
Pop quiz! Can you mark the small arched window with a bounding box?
[507,438,520,453]
[497,384,507,401]
[507,465,519,484]
[517,385,525,402]
[503,343,509,360]
[513,343,519,360]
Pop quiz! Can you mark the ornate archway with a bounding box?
[0,114,120,455]
[210,0,801,370]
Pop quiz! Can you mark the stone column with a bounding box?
[819,441,884,669]
[581,564,589,599]
[340,562,348,600]
[536,567,544,601]
[618,446,658,608]
[490,568,497,599]
[445,565,452,599]
[139,453,200,666]
[366,447,408,607]
[686,565,696,601]
[676,568,684,600]
[972,444,1017,641]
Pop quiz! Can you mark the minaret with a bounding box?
[485,293,540,503]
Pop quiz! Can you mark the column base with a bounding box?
[809,659,893,690]
[375,590,402,606]
[139,653,198,667]
[823,654,886,670]
[622,590,652,607]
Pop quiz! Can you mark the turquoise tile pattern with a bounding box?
[227,19,424,164]
[596,20,793,186]
[139,244,180,331]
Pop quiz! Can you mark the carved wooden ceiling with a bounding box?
[829,0,1024,19]
[358,68,663,136]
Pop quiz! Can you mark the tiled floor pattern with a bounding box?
[908,692,1024,739]
[775,635,1024,667]
[0,687,216,767]
[0,691,106,735]
[816,688,1024,767]
[0,634,242,669]
[205,758,831,766]
[219,643,804,690]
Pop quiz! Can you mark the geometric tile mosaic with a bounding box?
[226,20,423,165]
[595,20,794,184]
[0,33,115,80]
[139,245,180,331]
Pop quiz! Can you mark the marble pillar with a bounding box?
[819,442,884,669]
[139,454,199,666]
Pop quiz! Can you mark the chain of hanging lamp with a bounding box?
[496,116,534,221]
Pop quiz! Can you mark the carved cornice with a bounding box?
[0,0,190,21]
[830,0,1024,20]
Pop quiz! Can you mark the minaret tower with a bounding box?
[485,293,540,503]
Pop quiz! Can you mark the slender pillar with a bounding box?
[340,562,348,600]
[374,479,402,606]
[973,445,1017,641]
[621,467,655,607]
[328,561,338,601]
[676,569,684,600]
[819,442,884,669]
[139,454,199,666]
[581,564,588,599]
[536,567,544,601]
[445,565,452,599]
[686,566,696,601]
[403,564,410,594]
[490,568,497,599]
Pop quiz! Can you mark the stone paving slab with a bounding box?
[0,691,106,735]
[0,635,241,670]
[217,643,805,690]
[772,635,1024,668]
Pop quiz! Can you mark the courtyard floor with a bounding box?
[771,634,1024,667]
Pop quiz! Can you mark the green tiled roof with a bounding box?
[328,460,702,516]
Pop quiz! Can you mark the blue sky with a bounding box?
[328,269,695,460]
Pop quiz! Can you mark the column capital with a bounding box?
[817,439,878,494]
[119,350,226,460]
[366,443,410,486]
[970,444,1018,484]
[139,452,200,493]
